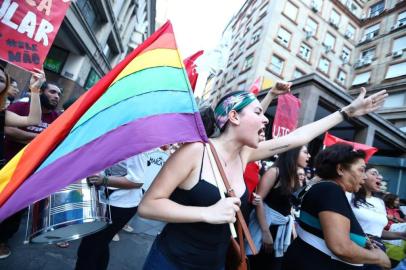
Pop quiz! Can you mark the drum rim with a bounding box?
[28,217,110,244]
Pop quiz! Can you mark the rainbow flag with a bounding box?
[0,21,208,221]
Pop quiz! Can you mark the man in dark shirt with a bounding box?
[0,82,62,259]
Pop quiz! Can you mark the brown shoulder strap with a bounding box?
[208,142,257,255]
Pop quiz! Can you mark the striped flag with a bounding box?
[0,21,207,221]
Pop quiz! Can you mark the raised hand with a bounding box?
[29,68,46,93]
[271,81,292,96]
[203,197,241,224]
[344,87,387,117]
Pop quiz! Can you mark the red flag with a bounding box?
[183,50,204,91]
[323,132,378,162]
[272,93,301,138]
[0,0,71,71]
[249,76,262,95]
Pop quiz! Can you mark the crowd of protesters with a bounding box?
[0,64,405,270]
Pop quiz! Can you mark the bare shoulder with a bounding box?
[167,142,205,168]
[263,167,278,179]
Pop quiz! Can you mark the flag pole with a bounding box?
[206,144,237,238]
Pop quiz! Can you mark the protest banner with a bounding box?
[0,0,71,71]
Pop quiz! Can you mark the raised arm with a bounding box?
[138,142,240,224]
[247,87,387,162]
[5,70,43,127]
[260,82,292,111]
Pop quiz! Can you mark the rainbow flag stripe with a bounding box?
[0,22,207,221]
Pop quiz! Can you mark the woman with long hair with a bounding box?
[0,67,42,259]
[0,66,42,168]
[347,166,406,270]
[139,85,387,270]
[249,145,310,270]
[384,193,405,230]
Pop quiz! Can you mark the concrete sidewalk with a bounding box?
[0,212,161,270]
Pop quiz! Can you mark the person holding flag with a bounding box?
[139,85,387,269]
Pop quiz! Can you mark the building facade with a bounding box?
[205,0,406,132]
[4,0,156,108]
[203,0,406,196]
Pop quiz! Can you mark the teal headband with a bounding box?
[214,91,257,129]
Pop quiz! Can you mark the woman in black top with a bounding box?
[250,145,310,270]
[0,66,42,167]
[138,84,387,270]
[283,143,391,270]
[0,67,42,258]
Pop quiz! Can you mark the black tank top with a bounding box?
[263,170,293,238]
[158,147,249,270]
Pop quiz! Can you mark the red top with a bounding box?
[244,162,260,202]
[385,207,405,230]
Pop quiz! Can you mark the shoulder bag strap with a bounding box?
[208,141,257,255]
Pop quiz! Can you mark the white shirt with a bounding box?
[346,192,388,237]
[142,148,169,191]
[100,153,147,208]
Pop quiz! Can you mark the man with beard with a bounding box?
[0,82,61,259]
[5,78,20,108]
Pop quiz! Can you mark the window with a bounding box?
[323,33,336,50]
[299,43,312,61]
[231,64,239,79]
[238,81,247,91]
[270,55,284,75]
[398,11,406,24]
[330,9,341,26]
[341,46,351,62]
[383,92,405,108]
[242,54,254,71]
[305,17,318,36]
[345,24,355,39]
[284,1,298,21]
[84,68,101,90]
[393,36,406,53]
[276,27,291,47]
[251,28,262,44]
[305,0,322,11]
[77,0,97,30]
[293,69,305,79]
[360,47,375,60]
[238,42,245,55]
[363,24,380,40]
[318,58,330,74]
[369,1,384,18]
[337,70,346,84]
[385,62,406,79]
[352,71,371,85]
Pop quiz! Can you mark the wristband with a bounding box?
[102,176,109,186]
[338,108,350,121]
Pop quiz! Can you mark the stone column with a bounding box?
[354,126,375,145]
[297,85,320,126]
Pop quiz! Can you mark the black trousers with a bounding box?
[0,209,25,243]
[75,205,138,270]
